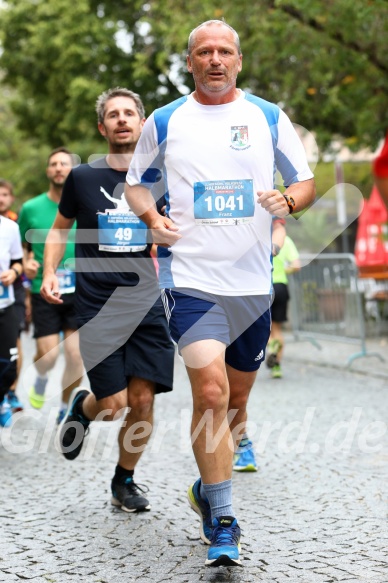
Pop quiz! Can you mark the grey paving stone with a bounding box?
[2,334,388,581]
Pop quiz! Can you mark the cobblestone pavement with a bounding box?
[1,333,387,582]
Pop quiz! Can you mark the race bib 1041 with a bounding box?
[193,179,254,225]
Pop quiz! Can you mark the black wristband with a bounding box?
[11,267,20,278]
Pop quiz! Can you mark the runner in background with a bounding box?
[41,88,174,513]
[0,213,23,426]
[0,178,26,411]
[266,234,301,378]
[233,217,286,472]
[18,149,84,423]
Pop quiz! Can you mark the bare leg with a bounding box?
[226,364,257,450]
[62,329,84,404]
[81,377,155,470]
[118,377,154,470]
[268,321,284,362]
[182,339,233,484]
[34,334,60,375]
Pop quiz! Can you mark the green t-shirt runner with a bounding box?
[18,192,76,294]
[272,236,300,285]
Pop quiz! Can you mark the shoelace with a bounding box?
[123,477,149,494]
[212,524,240,547]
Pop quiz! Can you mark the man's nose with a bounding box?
[210,51,221,65]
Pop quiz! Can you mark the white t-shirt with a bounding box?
[127,91,313,296]
[0,216,23,309]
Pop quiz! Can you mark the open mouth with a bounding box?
[208,71,224,78]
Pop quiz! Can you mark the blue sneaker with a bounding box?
[55,387,91,460]
[187,478,212,544]
[0,397,12,428]
[56,407,67,425]
[233,440,258,472]
[7,391,24,412]
[205,516,242,567]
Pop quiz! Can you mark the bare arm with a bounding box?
[285,257,301,274]
[22,244,40,280]
[40,211,75,304]
[0,261,23,287]
[124,183,181,247]
[272,221,286,255]
[257,178,316,218]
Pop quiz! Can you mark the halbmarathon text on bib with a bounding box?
[193,179,254,225]
[98,209,148,252]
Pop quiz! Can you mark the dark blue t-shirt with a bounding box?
[59,157,159,318]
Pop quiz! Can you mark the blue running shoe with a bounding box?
[7,391,24,412]
[187,478,212,544]
[55,387,91,460]
[0,397,12,428]
[56,407,67,425]
[233,440,258,472]
[205,516,242,567]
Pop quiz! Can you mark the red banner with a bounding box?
[355,186,388,276]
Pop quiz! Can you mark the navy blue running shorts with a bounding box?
[162,288,272,372]
[77,299,174,400]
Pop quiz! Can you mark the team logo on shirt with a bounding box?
[230,126,250,150]
[100,186,129,209]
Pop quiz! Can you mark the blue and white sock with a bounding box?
[201,479,234,520]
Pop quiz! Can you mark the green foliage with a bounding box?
[0,87,48,207]
[0,0,387,193]
[1,0,387,147]
[314,162,374,201]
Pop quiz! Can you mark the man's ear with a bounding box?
[187,54,193,74]
[98,122,107,138]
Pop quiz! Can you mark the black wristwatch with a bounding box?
[283,194,296,214]
[272,243,281,256]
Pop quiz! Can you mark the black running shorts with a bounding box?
[0,304,18,397]
[31,293,78,338]
[77,299,174,400]
[271,283,290,323]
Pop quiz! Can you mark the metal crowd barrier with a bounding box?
[288,253,385,366]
